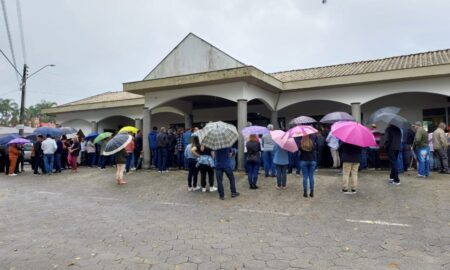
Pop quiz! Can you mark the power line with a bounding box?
[0,0,20,85]
[16,0,26,63]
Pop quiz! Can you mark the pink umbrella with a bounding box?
[331,122,376,147]
[287,125,318,138]
[270,130,298,153]
[331,121,354,132]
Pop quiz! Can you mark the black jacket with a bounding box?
[156,132,169,148]
[384,125,402,152]
[246,141,261,162]
[341,143,362,163]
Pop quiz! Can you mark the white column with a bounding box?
[184,114,192,129]
[91,121,98,133]
[142,108,151,169]
[237,99,247,171]
[135,118,143,131]
[351,102,361,123]
[270,110,279,129]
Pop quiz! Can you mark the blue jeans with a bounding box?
[215,167,237,197]
[177,151,184,168]
[87,152,96,167]
[98,155,106,168]
[54,153,62,172]
[416,146,430,176]
[187,158,199,187]
[360,148,368,169]
[288,151,300,174]
[263,151,276,176]
[246,160,260,187]
[151,148,158,167]
[300,160,316,191]
[157,147,168,171]
[43,154,54,174]
[275,164,287,187]
[125,153,134,172]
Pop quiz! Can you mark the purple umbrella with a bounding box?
[241,125,269,136]
[320,112,355,124]
[289,116,317,126]
[7,138,30,145]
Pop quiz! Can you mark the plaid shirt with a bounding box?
[176,134,184,151]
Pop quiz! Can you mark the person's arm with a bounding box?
[440,130,447,149]
[191,146,200,157]
[211,151,216,159]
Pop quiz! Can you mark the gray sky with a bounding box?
[1,0,450,105]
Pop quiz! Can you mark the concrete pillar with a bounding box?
[270,110,279,129]
[142,108,151,169]
[135,118,143,131]
[351,102,361,123]
[184,114,192,129]
[91,121,98,133]
[237,99,248,171]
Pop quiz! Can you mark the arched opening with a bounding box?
[98,115,134,133]
[60,119,92,135]
[278,100,352,129]
[362,92,450,131]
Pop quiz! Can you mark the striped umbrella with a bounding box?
[289,116,317,126]
[287,125,318,138]
[197,121,238,150]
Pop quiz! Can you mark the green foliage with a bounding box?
[0,99,57,126]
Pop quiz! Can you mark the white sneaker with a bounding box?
[9,174,17,176]
[163,170,169,173]
[193,186,201,191]
[202,188,206,193]
[188,187,193,192]
[210,186,218,192]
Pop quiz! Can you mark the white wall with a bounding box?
[60,119,92,135]
[278,100,351,124]
[55,105,144,124]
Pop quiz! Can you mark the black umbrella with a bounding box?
[373,112,410,130]
[59,127,78,135]
[103,133,132,156]
[367,106,401,125]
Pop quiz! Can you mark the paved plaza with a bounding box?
[0,167,449,270]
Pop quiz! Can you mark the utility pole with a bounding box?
[18,63,28,136]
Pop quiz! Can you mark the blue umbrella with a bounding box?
[0,134,20,146]
[85,132,99,141]
[104,133,132,156]
[59,127,78,135]
[34,127,63,137]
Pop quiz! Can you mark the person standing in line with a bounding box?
[148,126,158,168]
[156,127,169,173]
[385,124,402,185]
[213,147,240,200]
[368,124,381,170]
[183,128,192,170]
[432,122,450,174]
[8,143,19,176]
[326,133,340,168]
[98,137,109,169]
[80,137,87,166]
[176,129,185,170]
[412,121,430,177]
[54,136,63,173]
[191,142,217,192]
[134,130,143,170]
[61,135,69,169]
[68,137,81,173]
[273,143,289,189]
[167,129,177,169]
[33,135,45,175]
[246,134,261,189]
[86,139,96,168]
[115,148,127,185]
[341,142,362,194]
[299,135,317,198]
[185,136,200,191]
[125,134,135,174]
[262,124,276,177]
[41,134,57,175]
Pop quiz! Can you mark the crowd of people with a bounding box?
[1,119,448,200]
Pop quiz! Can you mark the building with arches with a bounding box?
[44,33,450,170]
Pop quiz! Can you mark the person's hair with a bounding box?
[160,127,166,132]
[249,134,258,141]
[438,122,446,129]
[37,135,44,139]
[46,134,51,138]
[191,136,200,146]
[415,121,422,127]
[267,124,274,130]
[300,135,313,151]
[152,126,158,131]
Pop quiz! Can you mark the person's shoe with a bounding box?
[351,189,357,194]
[210,186,218,192]
[253,185,259,189]
[219,196,225,200]
[249,185,254,189]
[270,175,276,177]
[342,189,350,194]
[193,186,201,191]
[393,181,401,186]
[275,185,281,190]
[309,191,314,198]
[296,173,300,176]
[9,174,17,176]
[202,188,206,192]
[163,170,169,173]
[188,187,193,192]
[281,185,287,190]
[303,190,308,198]
[388,179,395,184]
[417,174,425,178]
[158,171,162,174]
[231,192,240,198]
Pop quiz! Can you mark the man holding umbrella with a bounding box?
[385,124,402,185]
[213,147,240,200]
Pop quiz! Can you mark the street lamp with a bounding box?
[18,64,55,136]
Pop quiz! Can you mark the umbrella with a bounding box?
[367,106,400,125]
[289,116,317,126]
[119,126,138,134]
[287,125,318,138]
[0,134,20,146]
[85,132,99,141]
[320,112,355,124]
[331,121,376,147]
[59,127,77,135]
[34,127,62,137]
[270,130,298,153]
[241,125,269,136]
[373,112,410,130]
[197,121,238,150]
[7,138,30,145]
[94,132,113,144]
[331,121,355,132]
[103,133,133,156]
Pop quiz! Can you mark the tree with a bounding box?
[26,100,57,124]
[0,99,56,127]
[0,99,19,126]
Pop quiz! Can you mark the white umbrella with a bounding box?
[197,121,238,150]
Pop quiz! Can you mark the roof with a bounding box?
[59,91,143,106]
[271,49,450,82]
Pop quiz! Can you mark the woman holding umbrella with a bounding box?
[103,133,133,185]
[246,134,261,189]
[8,143,19,176]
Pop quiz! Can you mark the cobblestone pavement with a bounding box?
[0,166,449,270]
